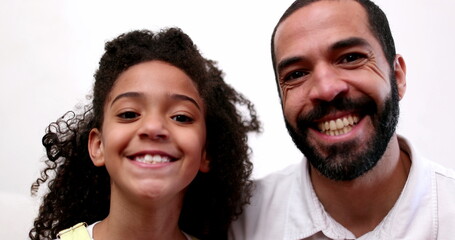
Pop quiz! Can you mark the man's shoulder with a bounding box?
[429,161,455,196]
[254,161,303,195]
[246,161,305,218]
[427,162,455,238]
[229,161,305,240]
[401,135,455,184]
[431,161,455,181]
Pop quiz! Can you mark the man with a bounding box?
[229,0,455,239]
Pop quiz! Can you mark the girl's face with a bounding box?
[89,60,209,204]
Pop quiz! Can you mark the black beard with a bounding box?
[285,78,400,181]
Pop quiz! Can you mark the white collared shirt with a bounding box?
[229,136,455,240]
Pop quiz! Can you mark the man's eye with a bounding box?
[172,115,194,123]
[283,70,307,82]
[118,111,140,119]
[340,53,366,64]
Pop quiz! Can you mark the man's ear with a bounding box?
[88,128,105,167]
[199,150,210,173]
[394,54,407,100]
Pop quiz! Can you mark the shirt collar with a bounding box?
[283,135,437,239]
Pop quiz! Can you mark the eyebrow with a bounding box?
[330,37,371,51]
[277,56,308,75]
[170,93,201,110]
[276,37,372,74]
[111,92,143,107]
[110,92,201,110]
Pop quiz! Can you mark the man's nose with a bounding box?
[308,63,349,103]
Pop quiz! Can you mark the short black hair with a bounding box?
[271,0,396,83]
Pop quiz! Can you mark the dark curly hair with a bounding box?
[29,28,261,240]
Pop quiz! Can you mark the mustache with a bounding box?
[297,96,377,127]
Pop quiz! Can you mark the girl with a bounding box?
[29,28,260,240]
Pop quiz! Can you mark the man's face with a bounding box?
[273,0,406,180]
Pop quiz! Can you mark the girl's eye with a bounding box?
[118,111,140,119]
[340,53,367,64]
[172,114,194,123]
[283,70,308,82]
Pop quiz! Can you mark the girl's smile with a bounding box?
[89,60,209,201]
[130,153,175,164]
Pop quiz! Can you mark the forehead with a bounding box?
[274,0,379,60]
[108,61,202,102]
[115,61,196,88]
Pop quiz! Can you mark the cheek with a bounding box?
[191,135,206,158]
[180,132,206,176]
[102,128,132,155]
[281,84,307,123]
[280,82,300,104]
[345,70,391,105]
[180,127,206,156]
[282,99,303,129]
[350,86,388,110]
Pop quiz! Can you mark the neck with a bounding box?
[93,189,187,240]
[310,135,411,237]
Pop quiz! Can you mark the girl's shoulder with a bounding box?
[56,222,91,240]
[57,222,199,240]
[57,222,200,240]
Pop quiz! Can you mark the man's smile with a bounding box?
[317,114,360,136]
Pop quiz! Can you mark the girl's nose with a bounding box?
[138,115,170,141]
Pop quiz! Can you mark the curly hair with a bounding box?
[29,28,261,240]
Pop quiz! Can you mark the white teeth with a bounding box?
[336,119,344,129]
[348,115,354,125]
[135,154,171,164]
[317,115,359,136]
[329,120,337,131]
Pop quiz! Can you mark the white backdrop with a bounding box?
[1,0,454,238]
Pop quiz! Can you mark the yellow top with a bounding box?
[57,222,200,240]
[57,222,90,240]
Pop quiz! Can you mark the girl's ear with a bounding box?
[199,150,210,173]
[88,128,105,167]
